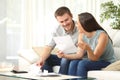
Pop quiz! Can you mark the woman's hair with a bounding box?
[78,12,112,43]
[54,6,72,18]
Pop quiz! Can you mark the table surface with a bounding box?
[0,72,96,80]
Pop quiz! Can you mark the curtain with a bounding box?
[22,0,102,49]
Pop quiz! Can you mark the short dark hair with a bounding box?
[54,6,72,18]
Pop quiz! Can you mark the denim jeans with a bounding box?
[68,60,80,75]
[42,54,61,72]
[68,59,111,78]
[59,58,71,74]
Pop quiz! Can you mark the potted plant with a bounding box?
[100,1,120,29]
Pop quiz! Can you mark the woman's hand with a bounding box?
[56,50,64,58]
[77,41,90,51]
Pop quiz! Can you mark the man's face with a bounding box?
[56,13,73,31]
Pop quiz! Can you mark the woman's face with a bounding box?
[76,18,84,33]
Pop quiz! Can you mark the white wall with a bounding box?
[0,0,20,65]
[0,0,6,61]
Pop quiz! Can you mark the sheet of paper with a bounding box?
[53,35,77,54]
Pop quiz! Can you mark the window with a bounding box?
[0,0,103,62]
[0,0,23,65]
[6,0,22,61]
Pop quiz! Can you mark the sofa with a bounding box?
[18,47,60,73]
[18,28,120,80]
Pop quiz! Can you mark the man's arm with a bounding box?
[34,46,53,67]
[33,46,53,61]
[40,45,53,61]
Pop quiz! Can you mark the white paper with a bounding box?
[53,35,77,54]
[29,64,60,77]
[29,64,42,74]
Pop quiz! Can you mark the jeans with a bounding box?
[42,54,61,72]
[68,60,80,76]
[68,59,111,78]
[59,58,71,74]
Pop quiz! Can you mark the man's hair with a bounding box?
[54,6,72,18]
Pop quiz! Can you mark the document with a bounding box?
[53,35,77,54]
[29,64,60,77]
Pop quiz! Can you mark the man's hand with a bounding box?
[36,58,45,68]
[56,50,64,58]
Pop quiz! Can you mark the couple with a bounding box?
[35,6,116,78]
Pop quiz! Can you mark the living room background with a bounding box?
[0,0,113,63]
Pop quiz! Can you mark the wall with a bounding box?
[0,0,20,65]
[0,0,6,61]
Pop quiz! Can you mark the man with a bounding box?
[36,6,79,74]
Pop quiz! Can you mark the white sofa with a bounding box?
[18,28,120,80]
[18,47,60,73]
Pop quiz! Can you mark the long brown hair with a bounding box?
[78,12,112,43]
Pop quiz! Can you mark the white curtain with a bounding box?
[21,0,103,49]
[1,0,115,61]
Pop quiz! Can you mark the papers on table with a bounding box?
[53,35,77,54]
[29,64,60,77]
[37,72,61,77]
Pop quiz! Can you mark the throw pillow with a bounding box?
[113,31,120,47]
[32,47,44,56]
[32,46,58,55]
[103,60,120,71]
[18,49,39,64]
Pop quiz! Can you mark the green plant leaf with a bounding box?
[100,1,120,29]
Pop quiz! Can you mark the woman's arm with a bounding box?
[78,32,109,61]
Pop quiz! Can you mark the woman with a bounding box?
[67,12,116,78]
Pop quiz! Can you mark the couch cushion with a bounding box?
[18,47,58,64]
[106,28,120,47]
[32,47,44,56]
[114,47,120,60]
[106,28,118,39]
[18,49,39,64]
[32,46,58,56]
[103,60,120,71]
[112,31,120,47]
